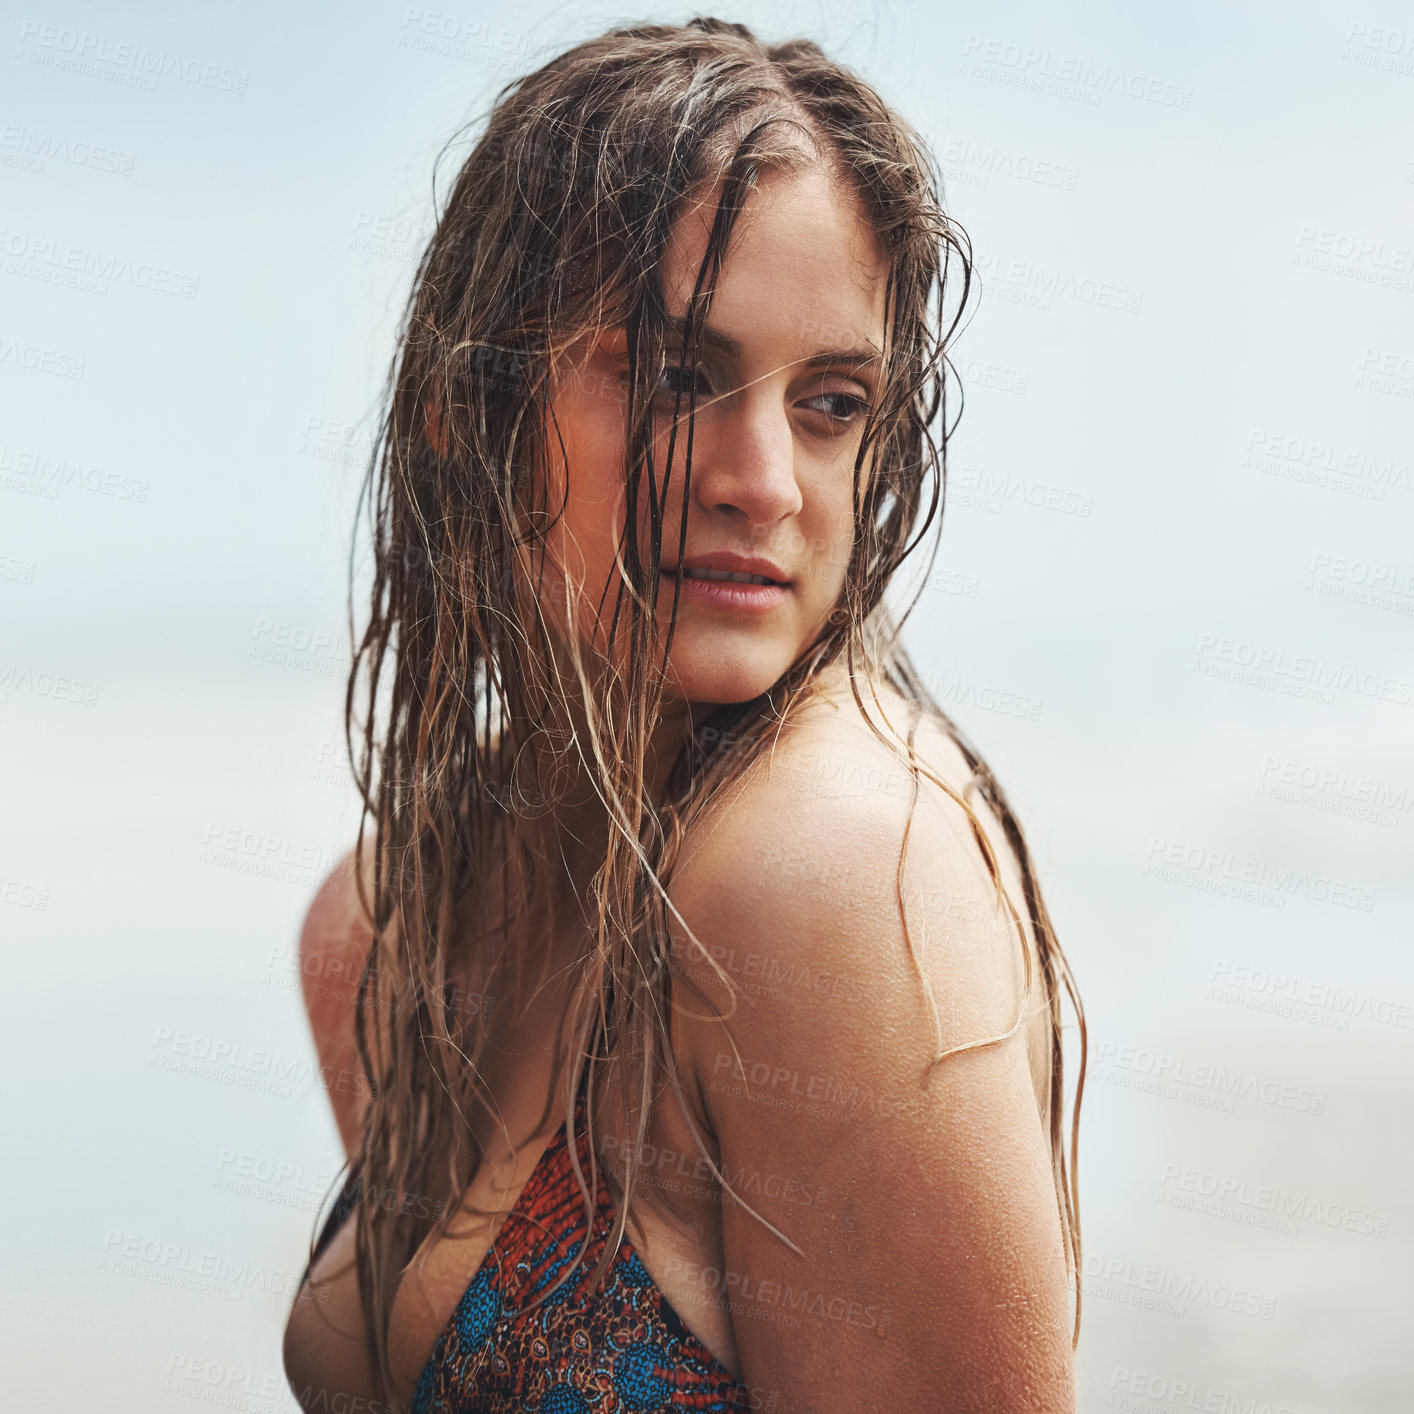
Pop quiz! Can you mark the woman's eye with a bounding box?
[804,391,871,426]
[654,363,710,399]
[618,362,870,427]
[616,363,711,402]
[612,362,711,400]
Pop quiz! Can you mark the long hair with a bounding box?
[324,15,1086,1400]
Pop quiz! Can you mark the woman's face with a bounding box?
[539,159,888,707]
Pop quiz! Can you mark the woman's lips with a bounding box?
[659,569,790,611]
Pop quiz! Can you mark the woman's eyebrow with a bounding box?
[662,315,882,374]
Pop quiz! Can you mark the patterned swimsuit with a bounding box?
[302,1074,751,1413]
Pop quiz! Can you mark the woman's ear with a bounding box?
[423,379,451,457]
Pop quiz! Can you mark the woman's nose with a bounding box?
[688,389,803,524]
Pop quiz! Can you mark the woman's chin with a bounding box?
[661,642,792,707]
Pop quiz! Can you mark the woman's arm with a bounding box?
[668,722,1075,1413]
[282,843,384,1409]
[297,841,376,1162]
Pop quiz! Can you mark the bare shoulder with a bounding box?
[676,671,1007,927]
[665,675,1073,1409]
[297,837,377,1160]
[671,673,1031,1060]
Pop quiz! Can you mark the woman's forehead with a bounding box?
[658,165,887,362]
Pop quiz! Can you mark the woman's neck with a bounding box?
[495,685,702,924]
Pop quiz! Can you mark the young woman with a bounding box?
[283,17,1085,1413]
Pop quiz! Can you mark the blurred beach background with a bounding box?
[2,0,1411,1408]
